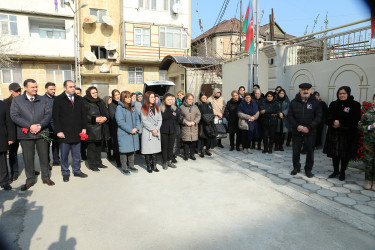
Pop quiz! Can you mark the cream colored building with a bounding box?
[0,0,75,98]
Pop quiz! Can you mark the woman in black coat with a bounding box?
[252,89,265,150]
[324,86,361,180]
[197,92,217,157]
[260,91,280,154]
[108,89,121,168]
[313,91,328,148]
[224,91,241,151]
[0,100,16,190]
[84,86,110,172]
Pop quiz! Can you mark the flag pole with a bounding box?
[248,1,254,92]
[255,0,259,86]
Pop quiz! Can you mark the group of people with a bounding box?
[0,78,375,191]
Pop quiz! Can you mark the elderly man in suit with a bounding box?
[10,79,55,191]
[53,80,88,182]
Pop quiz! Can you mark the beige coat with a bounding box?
[180,103,201,141]
[207,88,226,118]
[238,111,260,130]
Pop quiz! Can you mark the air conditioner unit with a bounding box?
[172,3,181,14]
[107,51,118,60]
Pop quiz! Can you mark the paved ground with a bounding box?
[0,141,375,250]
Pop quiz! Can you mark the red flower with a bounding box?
[79,133,89,141]
[363,101,367,105]
[369,103,373,107]
[364,105,368,109]
[22,128,29,134]
[360,155,364,158]
[359,147,364,151]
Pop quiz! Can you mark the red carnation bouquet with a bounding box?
[355,101,373,160]
[22,128,53,144]
[79,133,89,141]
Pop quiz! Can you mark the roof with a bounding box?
[159,56,220,70]
[192,18,295,44]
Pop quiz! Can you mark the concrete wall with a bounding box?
[0,0,73,16]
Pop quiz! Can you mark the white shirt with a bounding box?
[26,94,35,102]
[65,92,74,102]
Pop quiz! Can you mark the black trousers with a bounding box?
[20,139,50,184]
[286,132,292,145]
[81,141,87,159]
[184,141,197,157]
[229,132,241,148]
[48,136,60,164]
[161,133,176,163]
[87,141,103,168]
[263,124,276,151]
[332,156,350,173]
[112,135,120,165]
[275,132,286,147]
[292,134,315,171]
[0,151,10,186]
[199,137,212,151]
[316,124,324,147]
[8,140,19,175]
[241,130,251,149]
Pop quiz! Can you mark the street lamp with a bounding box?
[64,1,87,88]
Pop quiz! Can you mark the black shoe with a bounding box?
[230,146,234,151]
[199,152,205,158]
[279,146,284,151]
[35,171,40,175]
[129,167,138,173]
[162,163,168,170]
[63,175,69,182]
[168,161,177,168]
[274,146,279,151]
[2,184,12,190]
[12,173,19,181]
[74,172,88,178]
[290,168,300,175]
[81,156,87,161]
[153,167,160,172]
[147,166,152,173]
[116,163,122,168]
[262,150,267,154]
[52,162,60,166]
[172,157,178,163]
[286,142,290,147]
[268,149,272,154]
[339,172,345,181]
[218,144,224,148]
[205,150,212,156]
[122,169,131,175]
[190,156,196,160]
[98,165,108,169]
[183,156,188,161]
[328,172,339,178]
[107,156,114,162]
[305,170,314,178]
[90,167,100,172]
[236,147,241,151]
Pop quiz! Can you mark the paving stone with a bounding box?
[302,183,321,192]
[348,193,371,202]
[343,184,363,191]
[354,205,375,215]
[361,190,375,198]
[330,187,351,194]
[277,173,293,179]
[267,169,282,175]
[290,178,307,185]
[313,179,334,189]
[334,197,357,206]
[327,178,345,185]
[317,189,337,197]
[368,201,375,208]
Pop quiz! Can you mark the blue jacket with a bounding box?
[115,101,140,153]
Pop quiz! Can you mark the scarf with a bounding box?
[238,100,259,140]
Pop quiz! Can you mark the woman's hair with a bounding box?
[373,93,375,100]
[131,92,136,97]
[86,86,98,98]
[231,90,238,97]
[185,93,194,101]
[102,96,112,108]
[177,90,185,96]
[160,93,176,112]
[142,91,159,115]
[275,86,282,91]
[265,91,274,99]
[111,89,120,99]
[312,91,321,101]
[279,89,286,95]
[198,91,207,104]
[120,91,132,110]
[238,86,245,92]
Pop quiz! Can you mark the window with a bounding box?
[0,14,18,35]
[89,8,107,23]
[45,64,72,84]
[159,27,188,49]
[91,46,107,59]
[159,70,167,80]
[139,0,157,9]
[134,28,150,46]
[163,0,168,10]
[29,18,66,39]
[39,24,65,39]
[128,67,143,84]
[0,63,22,84]
[138,0,143,8]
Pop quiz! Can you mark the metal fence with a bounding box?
[285,25,374,66]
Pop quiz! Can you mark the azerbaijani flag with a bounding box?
[371,11,374,39]
[242,0,254,54]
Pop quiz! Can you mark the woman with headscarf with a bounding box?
[260,91,280,154]
[358,94,375,190]
[238,92,259,154]
[207,88,226,148]
[176,90,185,108]
[83,86,110,172]
[141,91,162,173]
[251,89,265,150]
[172,95,182,162]
[134,91,143,116]
[197,92,216,157]
[324,86,361,181]
[180,93,201,160]
[108,89,121,168]
[275,89,290,151]
[224,90,241,151]
[313,91,328,148]
[115,91,140,175]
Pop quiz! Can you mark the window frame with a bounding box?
[134,27,151,46]
[159,70,167,81]
[91,46,108,59]
[0,14,18,36]
[128,66,144,84]
[45,64,73,84]
[0,63,22,84]
[89,8,107,23]
[38,24,66,40]
[159,26,188,49]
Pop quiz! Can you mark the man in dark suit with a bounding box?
[53,80,88,182]
[10,79,55,191]
[4,82,22,181]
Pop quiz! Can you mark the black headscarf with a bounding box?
[84,86,101,103]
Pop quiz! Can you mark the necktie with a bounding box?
[30,97,34,102]
[69,95,74,107]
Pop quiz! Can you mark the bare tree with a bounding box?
[0,36,18,68]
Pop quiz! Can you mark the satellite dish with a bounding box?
[105,42,118,51]
[83,15,97,24]
[84,51,97,62]
[100,62,112,73]
[102,16,114,26]
[172,4,181,14]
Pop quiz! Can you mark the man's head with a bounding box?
[298,83,312,99]
[9,82,22,98]
[45,82,56,97]
[75,87,82,96]
[23,79,38,96]
[64,80,75,95]
[254,89,261,99]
